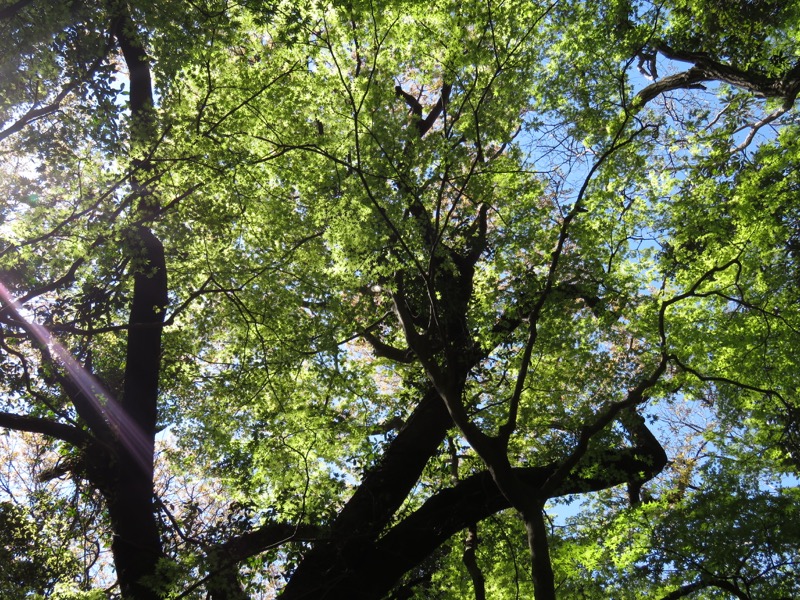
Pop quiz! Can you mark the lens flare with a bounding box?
[0,281,153,474]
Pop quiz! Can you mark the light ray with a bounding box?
[0,281,154,474]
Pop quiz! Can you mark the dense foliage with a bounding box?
[1,0,799,598]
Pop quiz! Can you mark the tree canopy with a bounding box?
[1,0,799,598]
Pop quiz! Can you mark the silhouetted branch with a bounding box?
[0,410,88,446]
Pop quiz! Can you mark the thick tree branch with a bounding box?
[526,502,556,600]
[636,67,713,105]
[418,83,452,137]
[395,83,453,137]
[216,523,326,563]
[280,388,453,599]
[660,577,749,600]
[0,410,88,446]
[659,580,708,600]
[0,84,76,143]
[395,85,423,117]
[338,390,448,530]
[99,8,167,600]
[361,329,415,363]
[112,5,166,463]
[636,43,800,108]
[113,13,154,133]
[121,226,167,458]
[540,357,668,497]
[323,443,669,600]
[462,524,486,600]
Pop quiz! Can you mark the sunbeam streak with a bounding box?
[0,281,154,474]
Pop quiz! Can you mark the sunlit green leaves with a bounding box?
[2,0,800,597]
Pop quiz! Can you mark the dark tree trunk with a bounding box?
[98,9,167,598]
[104,226,167,599]
[525,506,556,600]
[106,452,165,600]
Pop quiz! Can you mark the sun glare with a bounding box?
[0,280,153,473]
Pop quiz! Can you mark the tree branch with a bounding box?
[0,84,77,143]
[636,67,712,106]
[659,577,749,600]
[280,388,453,599]
[526,502,556,600]
[636,42,800,108]
[395,83,453,137]
[351,443,668,600]
[0,410,88,446]
[540,357,668,497]
[418,83,452,137]
[361,329,415,363]
[462,524,486,600]
[112,13,154,132]
[216,522,326,563]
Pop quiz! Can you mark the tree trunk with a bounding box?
[105,453,164,600]
[525,505,556,600]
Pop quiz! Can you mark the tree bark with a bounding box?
[279,442,667,599]
[462,524,486,600]
[525,505,555,600]
[279,388,452,599]
[103,225,166,600]
[636,42,800,108]
[98,8,166,599]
